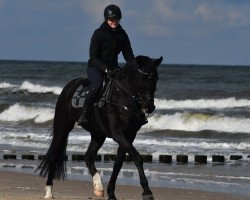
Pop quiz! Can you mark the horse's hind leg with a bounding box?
[107,146,126,200]
[44,164,55,199]
[44,120,75,199]
[85,134,106,197]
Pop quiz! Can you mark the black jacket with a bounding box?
[88,22,134,72]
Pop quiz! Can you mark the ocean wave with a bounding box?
[0,81,62,95]
[19,81,62,95]
[0,131,248,153]
[134,138,249,150]
[155,98,250,109]
[0,134,47,150]
[1,103,250,133]
[0,82,18,88]
[0,103,54,123]
[144,112,250,133]
[1,81,250,109]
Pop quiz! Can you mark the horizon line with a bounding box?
[0,58,249,67]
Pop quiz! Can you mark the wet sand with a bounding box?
[0,171,248,200]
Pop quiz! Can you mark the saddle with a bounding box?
[72,77,148,125]
[72,77,113,108]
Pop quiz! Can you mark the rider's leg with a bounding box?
[77,88,98,125]
[78,67,104,125]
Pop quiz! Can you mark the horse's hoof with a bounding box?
[44,197,54,200]
[44,186,54,199]
[143,194,154,200]
[93,172,104,197]
[94,189,104,197]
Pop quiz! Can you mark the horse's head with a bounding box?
[134,55,163,114]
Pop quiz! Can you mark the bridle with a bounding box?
[136,68,156,106]
[108,66,157,113]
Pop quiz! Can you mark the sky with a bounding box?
[0,0,250,65]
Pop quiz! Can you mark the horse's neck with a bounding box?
[118,67,134,92]
[112,69,137,104]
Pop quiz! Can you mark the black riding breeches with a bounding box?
[83,67,104,108]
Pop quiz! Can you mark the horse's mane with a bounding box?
[118,56,158,82]
[117,56,152,80]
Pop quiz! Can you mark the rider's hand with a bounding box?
[105,68,116,77]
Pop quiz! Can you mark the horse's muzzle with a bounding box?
[147,104,155,114]
[143,102,155,114]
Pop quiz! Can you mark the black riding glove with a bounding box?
[105,68,116,77]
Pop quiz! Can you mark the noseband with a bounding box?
[136,68,156,104]
[138,68,155,78]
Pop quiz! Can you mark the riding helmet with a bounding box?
[104,5,122,20]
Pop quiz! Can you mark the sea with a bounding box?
[0,60,250,198]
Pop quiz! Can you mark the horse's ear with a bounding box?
[154,56,163,67]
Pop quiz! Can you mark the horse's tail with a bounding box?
[36,78,84,180]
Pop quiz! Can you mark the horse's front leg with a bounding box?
[114,135,154,200]
[129,145,154,200]
[107,146,126,200]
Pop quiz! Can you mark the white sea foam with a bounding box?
[0,131,49,150]
[19,81,62,95]
[155,98,250,109]
[0,81,62,94]
[1,130,248,153]
[133,139,250,150]
[0,82,18,88]
[0,103,54,123]
[144,112,250,133]
[1,103,250,134]
[2,81,250,111]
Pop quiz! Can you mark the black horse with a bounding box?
[37,55,163,200]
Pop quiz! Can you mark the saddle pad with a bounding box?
[72,85,87,108]
[71,78,111,109]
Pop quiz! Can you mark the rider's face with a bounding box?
[107,19,120,29]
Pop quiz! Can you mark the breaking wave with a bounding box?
[0,82,18,88]
[0,81,62,95]
[0,130,248,154]
[1,80,250,110]
[155,98,250,109]
[145,112,250,133]
[19,81,62,95]
[0,103,54,123]
[1,103,250,134]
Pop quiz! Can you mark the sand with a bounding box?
[0,171,248,200]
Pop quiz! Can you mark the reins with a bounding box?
[103,76,140,112]
[102,67,156,114]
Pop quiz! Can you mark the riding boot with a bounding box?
[77,88,97,127]
[77,106,90,126]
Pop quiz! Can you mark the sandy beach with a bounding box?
[0,171,248,200]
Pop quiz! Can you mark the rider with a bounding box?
[77,4,134,126]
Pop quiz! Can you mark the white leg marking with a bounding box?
[44,185,54,199]
[93,172,104,197]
